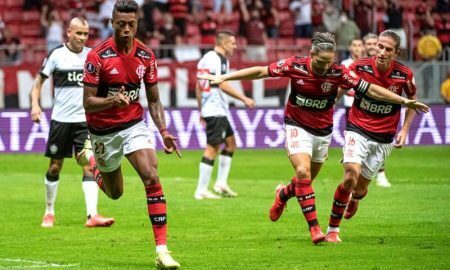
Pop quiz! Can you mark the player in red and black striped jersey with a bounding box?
[198,32,429,245]
[80,1,180,268]
[326,30,427,243]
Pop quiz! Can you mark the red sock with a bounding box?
[89,156,105,192]
[329,183,351,228]
[145,183,167,246]
[279,177,296,201]
[294,178,318,228]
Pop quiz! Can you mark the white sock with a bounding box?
[82,180,98,217]
[196,162,213,194]
[327,226,340,233]
[215,154,232,187]
[44,177,59,215]
[156,245,168,253]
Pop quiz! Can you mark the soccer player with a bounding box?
[363,33,392,187]
[341,38,364,119]
[30,17,114,228]
[198,32,429,244]
[325,30,426,243]
[79,1,180,268]
[194,30,255,200]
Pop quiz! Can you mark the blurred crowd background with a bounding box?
[0,0,449,105]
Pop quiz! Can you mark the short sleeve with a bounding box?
[268,58,292,77]
[83,51,101,87]
[405,72,417,97]
[144,51,158,85]
[40,52,56,78]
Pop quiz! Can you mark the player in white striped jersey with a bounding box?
[195,30,255,199]
[30,17,114,228]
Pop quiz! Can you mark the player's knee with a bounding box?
[140,169,159,184]
[48,164,62,177]
[343,171,358,190]
[295,166,310,179]
[109,189,123,200]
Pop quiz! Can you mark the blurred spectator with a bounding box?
[0,27,21,64]
[214,0,233,15]
[290,0,313,38]
[168,0,191,35]
[244,8,267,61]
[335,11,360,60]
[384,0,407,57]
[441,70,450,104]
[416,2,435,35]
[156,13,181,59]
[99,18,113,39]
[353,0,374,37]
[41,7,64,52]
[260,0,279,38]
[98,0,116,22]
[24,0,42,10]
[142,0,157,35]
[200,10,218,53]
[435,13,450,53]
[322,0,340,34]
[155,0,169,12]
[311,0,326,33]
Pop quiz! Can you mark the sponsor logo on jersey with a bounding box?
[136,48,151,59]
[271,65,289,74]
[107,86,140,101]
[357,65,374,74]
[67,71,84,86]
[86,62,96,73]
[100,48,117,58]
[293,63,308,74]
[360,98,393,114]
[136,65,146,80]
[295,94,329,109]
[325,69,341,77]
[321,81,333,92]
[277,59,285,67]
[390,70,406,80]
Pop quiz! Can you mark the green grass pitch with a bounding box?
[0,146,449,269]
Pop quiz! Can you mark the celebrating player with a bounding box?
[78,1,180,268]
[194,30,255,200]
[198,32,429,244]
[30,17,114,228]
[325,30,426,243]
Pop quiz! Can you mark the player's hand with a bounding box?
[403,99,429,114]
[197,73,225,85]
[113,86,130,108]
[161,131,182,158]
[244,97,255,108]
[394,130,408,148]
[199,116,206,128]
[31,105,42,123]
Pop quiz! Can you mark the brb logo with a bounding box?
[360,98,393,114]
[295,95,328,109]
[67,71,84,86]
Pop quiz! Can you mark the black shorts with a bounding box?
[204,116,234,146]
[45,120,89,159]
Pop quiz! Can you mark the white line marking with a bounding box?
[0,258,79,268]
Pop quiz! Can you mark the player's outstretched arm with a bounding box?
[219,82,255,108]
[30,74,46,123]
[145,83,181,158]
[335,87,347,103]
[366,84,429,113]
[197,66,269,84]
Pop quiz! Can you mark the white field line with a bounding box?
[0,258,79,268]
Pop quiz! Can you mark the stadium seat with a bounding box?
[6,0,23,8]
[22,11,40,23]
[20,24,42,37]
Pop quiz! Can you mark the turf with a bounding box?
[0,146,449,269]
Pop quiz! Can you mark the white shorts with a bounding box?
[343,131,393,179]
[285,124,331,163]
[90,121,155,172]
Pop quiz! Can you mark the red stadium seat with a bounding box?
[20,24,42,37]
[22,11,40,23]
[6,0,23,8]
[3,9,22,23]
